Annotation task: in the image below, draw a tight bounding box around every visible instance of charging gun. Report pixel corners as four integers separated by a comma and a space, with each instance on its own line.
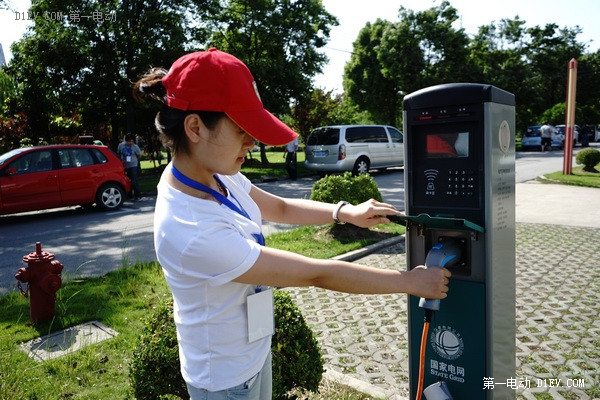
418, 238, 461, 311
416, 237, 461, 400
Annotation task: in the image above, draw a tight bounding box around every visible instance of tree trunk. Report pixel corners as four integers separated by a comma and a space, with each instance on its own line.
259, 143, 269, 164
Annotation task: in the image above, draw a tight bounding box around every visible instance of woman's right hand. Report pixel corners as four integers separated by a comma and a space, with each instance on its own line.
404, 265, 451, 299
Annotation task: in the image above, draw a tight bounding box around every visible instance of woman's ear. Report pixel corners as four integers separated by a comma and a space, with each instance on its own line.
183, 113, 206, 144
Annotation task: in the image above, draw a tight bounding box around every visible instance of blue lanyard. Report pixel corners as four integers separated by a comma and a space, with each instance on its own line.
171, 165, 265, 246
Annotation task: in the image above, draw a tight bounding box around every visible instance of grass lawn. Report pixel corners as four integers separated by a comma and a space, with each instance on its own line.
542, 163, 600, 188
138, 149, 309, 194
0, 263, 170, 399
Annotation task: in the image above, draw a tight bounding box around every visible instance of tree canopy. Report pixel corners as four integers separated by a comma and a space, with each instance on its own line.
1, 0, 337, 153
343, 1, 600, 132
200, 0, 337, 116
2, 0, 599, 153
4, 0, 191, 149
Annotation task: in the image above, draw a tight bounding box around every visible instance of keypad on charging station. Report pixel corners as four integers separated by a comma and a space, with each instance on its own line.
446, 169, 475, 196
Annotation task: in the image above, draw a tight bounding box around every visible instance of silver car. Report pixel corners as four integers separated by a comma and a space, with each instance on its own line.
304, 125, 404, 175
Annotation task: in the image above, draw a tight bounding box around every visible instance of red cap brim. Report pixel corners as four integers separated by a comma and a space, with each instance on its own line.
227, 109, 298, 146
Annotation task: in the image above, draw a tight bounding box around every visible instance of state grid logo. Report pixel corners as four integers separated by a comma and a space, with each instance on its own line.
430, 325, 464, 360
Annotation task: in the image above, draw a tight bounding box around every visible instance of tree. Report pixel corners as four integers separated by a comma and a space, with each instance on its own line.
6, 0, 338, 160
328, 94, 373, 126
0, 0, 13, 11
574, 50, 600, 124
287, 89, 372, 142
343, 1, 596, 136
7, 0, 191, 147
289, 88, 340, 140
397, 1, 474, 86
525, 23, 585, 117
378, 14, 426, 96
0, 68, 20, 114
344, 19, 401, 126
469, 17, 534, 130
344, 2, 473, 126
469, 18, 588, 131
196, 0, 338, 163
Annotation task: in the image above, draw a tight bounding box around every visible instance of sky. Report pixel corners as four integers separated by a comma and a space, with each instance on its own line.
1, 0, 599, 92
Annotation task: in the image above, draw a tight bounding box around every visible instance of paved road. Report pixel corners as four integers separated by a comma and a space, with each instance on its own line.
0, 198, 156, 296
515, 149, 573, 182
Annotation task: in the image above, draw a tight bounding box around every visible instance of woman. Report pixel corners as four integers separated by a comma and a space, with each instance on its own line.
133, 48, 450, 400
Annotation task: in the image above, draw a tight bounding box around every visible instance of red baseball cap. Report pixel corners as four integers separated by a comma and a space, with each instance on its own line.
162, 48, 298, 146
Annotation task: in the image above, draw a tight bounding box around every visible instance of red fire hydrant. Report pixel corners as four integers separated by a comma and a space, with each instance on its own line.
15, 242, 64, 324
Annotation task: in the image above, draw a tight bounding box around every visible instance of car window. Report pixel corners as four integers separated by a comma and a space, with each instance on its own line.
306, 128, 340, 146
388, 127, 403, 143
556, 125, 579, 134
6, 150, 53, 174
58, 148, 96, 168
525, 126, 541, 137
91, 148, 108, 164
0, 148, 29, 165
346, 126, 388, 143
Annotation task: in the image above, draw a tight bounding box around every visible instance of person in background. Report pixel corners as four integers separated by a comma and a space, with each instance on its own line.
119, 133, 142, 201
133, 48, 450, 400
539, 122, 554, 152
284, 137, 299, 179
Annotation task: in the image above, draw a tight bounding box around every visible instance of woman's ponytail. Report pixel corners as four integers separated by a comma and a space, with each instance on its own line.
132, 68, 168, 104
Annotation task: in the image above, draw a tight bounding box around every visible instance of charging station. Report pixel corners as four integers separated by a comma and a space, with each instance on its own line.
401, 83, 516, 399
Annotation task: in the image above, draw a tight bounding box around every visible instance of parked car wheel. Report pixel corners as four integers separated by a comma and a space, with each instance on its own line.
353, 157, 370, 175
96, 183, 125, 210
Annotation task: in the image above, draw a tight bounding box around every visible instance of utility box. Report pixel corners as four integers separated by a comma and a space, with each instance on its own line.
403, 83, 515, 399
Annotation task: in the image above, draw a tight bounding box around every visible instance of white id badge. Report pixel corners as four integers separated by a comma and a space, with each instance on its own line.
126, 155, 132, 162
247, 288, 274, 343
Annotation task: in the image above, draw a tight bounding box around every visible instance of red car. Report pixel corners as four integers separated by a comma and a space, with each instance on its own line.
0, 145, 131, 215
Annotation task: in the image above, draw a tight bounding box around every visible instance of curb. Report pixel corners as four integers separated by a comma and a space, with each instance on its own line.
332, 235, 405, 262
324, 369, 405, 399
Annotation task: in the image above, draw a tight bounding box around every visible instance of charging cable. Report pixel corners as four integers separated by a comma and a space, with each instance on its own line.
415, 238, 461, 400
416, 309, 433, 400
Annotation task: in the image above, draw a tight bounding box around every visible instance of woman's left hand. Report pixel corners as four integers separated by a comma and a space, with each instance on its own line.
340, 199, 402, 228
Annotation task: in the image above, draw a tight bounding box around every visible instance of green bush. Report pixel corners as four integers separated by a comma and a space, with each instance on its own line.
575, 148, 600, 172
310, 172, 383, 205
272, 290, 324, 399
129, 290, 324, 399
129, 297, 188, 400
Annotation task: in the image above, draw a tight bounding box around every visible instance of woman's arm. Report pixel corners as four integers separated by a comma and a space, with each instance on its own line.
242, 184, 446, 298
249, 184, 400, 227
233, 246, 450, 299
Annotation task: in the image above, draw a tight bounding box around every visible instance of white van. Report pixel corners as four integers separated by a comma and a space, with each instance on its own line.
304, 125, 404, 175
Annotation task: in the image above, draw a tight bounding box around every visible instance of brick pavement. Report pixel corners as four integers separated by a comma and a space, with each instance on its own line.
284, 223, 600, 399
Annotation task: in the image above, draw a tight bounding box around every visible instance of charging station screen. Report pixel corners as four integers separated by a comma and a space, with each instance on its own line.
410, 121, 482, 220
426, 132, 469, 158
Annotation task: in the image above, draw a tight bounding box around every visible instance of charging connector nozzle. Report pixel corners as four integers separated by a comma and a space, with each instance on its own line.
418, 237, 461, 311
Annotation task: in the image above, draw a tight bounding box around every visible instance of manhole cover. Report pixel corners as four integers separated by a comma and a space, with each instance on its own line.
20, 320, 118, 361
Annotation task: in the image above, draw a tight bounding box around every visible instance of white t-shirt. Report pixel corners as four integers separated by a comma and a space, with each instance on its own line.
154, 165, 269, 391
540, 124, 553, 138
285, 138, 298, 153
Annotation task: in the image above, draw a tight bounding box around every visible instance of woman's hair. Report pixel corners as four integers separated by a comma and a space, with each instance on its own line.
132, 67, 226, 155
